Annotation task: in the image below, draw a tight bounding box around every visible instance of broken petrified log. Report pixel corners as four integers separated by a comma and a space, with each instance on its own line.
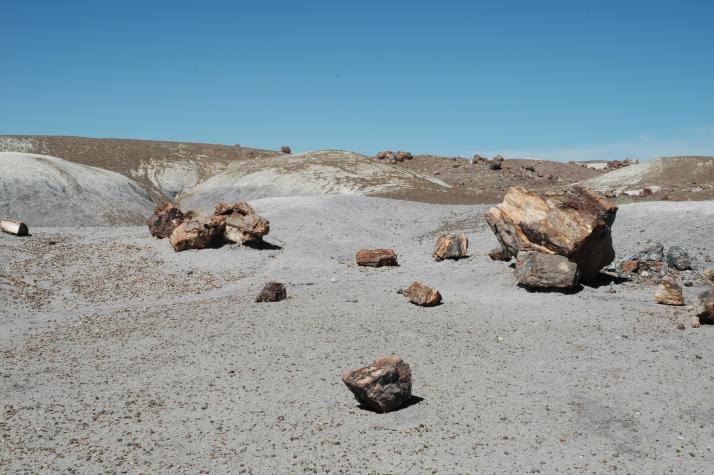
214, 201, 255, 217
356, 249, 398, 267
147, 202, 185, 239
486, 186, 617, 281
0, 220, 29, 237
433, 233, 468, 261
255, 282, 287, 302
694, 289, 714, 323
655, 276, 685, 306
403, 281, 442, 306
515, 251, 581, 289
341, 355, 412, 413
169, 216, 226, 252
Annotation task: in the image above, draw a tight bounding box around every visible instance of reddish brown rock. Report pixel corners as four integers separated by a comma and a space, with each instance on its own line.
515, 251, 581, 289
486, 186, 617, 281
238, 214, 270, 240
655, 276, 685, 306
356, 249, 398, 267
147, 202, 185, 239
488, 247, 510, 261
341, 355, 412, 413
255, 282, 287, 302
0, 220, 29, 237
214, 201, 255, 217
622, 260, 639, 273
404, 281, 442, 306
169, 216, 226, 252
433, 233, 468, 261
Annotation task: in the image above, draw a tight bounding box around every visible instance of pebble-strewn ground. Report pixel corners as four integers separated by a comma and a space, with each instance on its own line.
1, 197, 713, 473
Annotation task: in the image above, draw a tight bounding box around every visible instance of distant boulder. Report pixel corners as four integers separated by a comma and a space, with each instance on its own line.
281, 146, 292, 154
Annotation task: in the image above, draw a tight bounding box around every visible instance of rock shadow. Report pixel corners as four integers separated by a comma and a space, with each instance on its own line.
356, 395, 425, 413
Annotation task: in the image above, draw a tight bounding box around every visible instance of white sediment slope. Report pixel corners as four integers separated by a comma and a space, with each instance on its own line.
0, 152, 154, 226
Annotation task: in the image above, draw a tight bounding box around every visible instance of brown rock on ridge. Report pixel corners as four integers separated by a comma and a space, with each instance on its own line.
169, 216, 226, 252
486, 186, 617, 280
147, 202, 185, 239
433, 233, 468, 261
341, 355, 412, 413
255, 282, 287, 303
655, 276, 685, 306
404, 282, 442, 306
515, 251, 581, 289
0, 220, 29, 237
356, 249, 398, 267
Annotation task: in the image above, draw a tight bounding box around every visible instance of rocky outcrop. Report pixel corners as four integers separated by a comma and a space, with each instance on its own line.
356, 249, 398, 267
255, 282, 287, 303
169, 216, 226, 252
341, 355, 412, 413
147, 202, 185, 239
0, 220, 29, 237
486, 186, 617, 281
404, 282, 442, 306
655, 276, 685, 306
515, 251, 581, 289
433, 233, 468, 261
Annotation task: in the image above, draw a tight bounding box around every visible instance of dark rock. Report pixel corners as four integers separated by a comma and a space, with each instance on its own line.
341, 355, 412, 413
255, 282, 287, 302
147, 202, 185, 239
666, 246, 692, 271
694, 289, 714, 323
281, 145, 291, 154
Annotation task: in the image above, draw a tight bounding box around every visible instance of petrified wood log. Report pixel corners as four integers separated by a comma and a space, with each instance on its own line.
403, 281, 442, 306
341, 355, 412, 413
356, 249, 398, 267
169, 216, 226, 252
0, 220, 29, 237
486, 186, 617, 280
515, 251, 581, 289
147, 202, 185, 239
433, 233, 468, 261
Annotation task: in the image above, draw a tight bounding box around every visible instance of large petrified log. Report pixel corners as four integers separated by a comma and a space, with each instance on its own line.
486, 186, 617, 280
403, 281, 442, 306
356, 249, 398, 267
147, 202, 185, 239
515, 251, 581, 289
341, 355, 412, 413
0, 220, 29, 237
433, 233, 468, 261
169, 216, 226, 252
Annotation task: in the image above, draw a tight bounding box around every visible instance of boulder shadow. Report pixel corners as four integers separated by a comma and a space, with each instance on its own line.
356, 395, 425, 413
583, 272, 630, 288
239, 240, 283, 251
518, 283, 584, 295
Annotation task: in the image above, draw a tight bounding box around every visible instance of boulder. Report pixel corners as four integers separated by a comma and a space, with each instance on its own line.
0, 220, 29, 237
694, 289, 714, 323
655, 276, 685, 306
147, 202, 185, 239
433, 233, 468, 261
214, 201, 255, 217
281, 145, 292, 154
404, 281, 442, 306
395, 151, 413, 161
515, 251, 581, 289
666, 246, 692, 271
356, 249, 398, 267
488, 247, 510, 262
255, 282, 287, 302
486, 186, 617, 280
169, 216, 226, 252
238, 214, 270, 241
341, 355, 412, 413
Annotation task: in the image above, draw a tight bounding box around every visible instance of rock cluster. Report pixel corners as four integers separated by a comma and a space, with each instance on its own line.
341, 355, 412, 413
376, 150, 413, 163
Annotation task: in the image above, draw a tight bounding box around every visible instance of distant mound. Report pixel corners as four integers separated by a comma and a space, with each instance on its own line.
582, 156, 714, 200
179, 150, 453, 213
0, 152, 154, 226
0, 136, 280, 200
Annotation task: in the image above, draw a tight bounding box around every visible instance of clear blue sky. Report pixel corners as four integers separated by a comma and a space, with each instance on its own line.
2, 0, 713, 160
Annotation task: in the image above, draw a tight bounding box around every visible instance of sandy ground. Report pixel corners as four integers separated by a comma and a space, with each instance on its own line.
1, 197, 714, 473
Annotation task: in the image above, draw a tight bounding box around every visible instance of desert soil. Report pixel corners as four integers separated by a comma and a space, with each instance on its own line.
1, 196, 713, 473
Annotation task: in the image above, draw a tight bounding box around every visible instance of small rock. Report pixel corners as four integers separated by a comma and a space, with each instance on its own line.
691, 316, 701, 328
654, 276, 685, 306
515, 251, 581, 289
488, 247, 510, 262
433, 233, 468, 261
703, 268, 714, 282
0, 220, 29, 237
666, 246, 692, 271
677, 322, 685, 330
255, 282, 287, 303
341, 355, 412, 413
356, 249, 398, 267
403, 282, 442, 306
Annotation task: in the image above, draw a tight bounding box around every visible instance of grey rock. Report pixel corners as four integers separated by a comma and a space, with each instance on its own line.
666, 246, 692, 271
515, 251, 581, 289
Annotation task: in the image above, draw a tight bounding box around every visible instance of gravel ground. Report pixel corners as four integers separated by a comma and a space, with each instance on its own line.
1, 196, 713, 473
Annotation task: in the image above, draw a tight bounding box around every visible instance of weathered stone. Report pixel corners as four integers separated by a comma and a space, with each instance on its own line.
488, 247, 510, 261
622, 260, 639, 273
486, 186, 617, 280
403, 281, 442, 306
281, 145, 291, 154
214, 201, 255, 217
169, 216, 225, 252
666, 246, 692, 271
694, 289, 714, 323
395, 150, 413, 161
341, 355, 412, 413
655, 276, 685, 306
238, 214, 270, 241
515, 251, 581, 289
255, 282, 287, 302
433, 233, 468, 261
0, 220, 29, 237
147, 202, 185, 239
356, 249, 398, 267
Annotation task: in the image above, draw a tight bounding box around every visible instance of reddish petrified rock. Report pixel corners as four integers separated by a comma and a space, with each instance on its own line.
255, 282, 287, 302
214, 201, 255, 217
486, 186, 617, 281
433, 233, 468, 261
341, 355, 412, 413
404, 281, 442, 306
515, 251, 581, 289
169, 216, 226, 252
356, 249, 398, 267
655, 276, 685, 306
147, 202, 185, 239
